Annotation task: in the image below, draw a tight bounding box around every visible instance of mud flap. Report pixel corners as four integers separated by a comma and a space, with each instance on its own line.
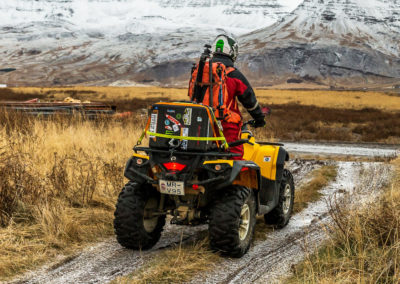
258, 178, 279, 215
276, 147, 289, 181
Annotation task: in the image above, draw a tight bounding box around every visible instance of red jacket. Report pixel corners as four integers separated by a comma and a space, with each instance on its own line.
213, 55, 263, 159
213, 54, 263, 123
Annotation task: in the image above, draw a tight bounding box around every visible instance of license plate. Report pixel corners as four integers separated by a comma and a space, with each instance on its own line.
159, 180, 185, 196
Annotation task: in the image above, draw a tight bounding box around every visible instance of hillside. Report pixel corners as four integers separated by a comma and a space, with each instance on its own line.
0, 0, 399, 87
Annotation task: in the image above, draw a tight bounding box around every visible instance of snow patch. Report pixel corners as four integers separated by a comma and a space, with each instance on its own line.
283, 142, 400, 158
190, 161, 393, 284
0, 0, 302, 36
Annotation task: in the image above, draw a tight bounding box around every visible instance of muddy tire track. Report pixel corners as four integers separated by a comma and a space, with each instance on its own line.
9, 159, 321, 284
11, 224, 207, 284
190, 162, 392, 284
8, 159, 392, 284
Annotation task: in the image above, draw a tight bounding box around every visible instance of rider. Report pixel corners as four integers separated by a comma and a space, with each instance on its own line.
211, 34, 266, 159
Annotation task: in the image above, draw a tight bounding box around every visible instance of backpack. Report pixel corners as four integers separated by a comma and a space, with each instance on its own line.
188, 46, 241, 124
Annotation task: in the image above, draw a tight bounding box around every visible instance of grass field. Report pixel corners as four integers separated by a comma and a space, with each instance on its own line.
1, 87, 400, 143
0, 87, 399, 281
2, 87, 400, 111
0, 113, 143, 280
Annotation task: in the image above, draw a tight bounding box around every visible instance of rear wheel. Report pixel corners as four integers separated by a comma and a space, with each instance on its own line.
114, 182, 165, 250
264, 169, 294, 228
209, 186, 256, 258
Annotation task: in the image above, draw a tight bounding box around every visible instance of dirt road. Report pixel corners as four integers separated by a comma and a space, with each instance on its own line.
283, 141, 399, 157
190, 162, 391, 284
10, 159, 320, 284
10, 143, 397, 284
11, 224, 208, 284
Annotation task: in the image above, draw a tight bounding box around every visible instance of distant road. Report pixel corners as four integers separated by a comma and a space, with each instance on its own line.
282, 141, 399, 158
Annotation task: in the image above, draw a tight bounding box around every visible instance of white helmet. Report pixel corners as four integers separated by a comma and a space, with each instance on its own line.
212, 34, 239, 62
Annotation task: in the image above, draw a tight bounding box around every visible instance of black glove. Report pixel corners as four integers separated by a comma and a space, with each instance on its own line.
253, 118, 266, 128
249, 104, 266, 128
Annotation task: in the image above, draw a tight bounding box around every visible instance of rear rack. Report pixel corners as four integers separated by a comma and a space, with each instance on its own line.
133, 146, 240, 158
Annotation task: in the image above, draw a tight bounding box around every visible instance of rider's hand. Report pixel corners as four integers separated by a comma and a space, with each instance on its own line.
248, 103, 267, 128
253, 118, 266, 128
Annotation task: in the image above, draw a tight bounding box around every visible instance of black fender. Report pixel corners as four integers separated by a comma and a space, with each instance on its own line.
124, 156, 155, 184
275, 147, 289, 181
214, 161, 266, 214
215, 160, 261, 190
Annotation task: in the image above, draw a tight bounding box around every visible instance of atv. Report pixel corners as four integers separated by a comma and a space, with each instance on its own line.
114, 102, 294, 257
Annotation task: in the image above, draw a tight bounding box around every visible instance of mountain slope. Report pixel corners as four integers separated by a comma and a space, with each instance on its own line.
237, 0, 400, 86
0, 0, 399, 87
0, 0, 300, 86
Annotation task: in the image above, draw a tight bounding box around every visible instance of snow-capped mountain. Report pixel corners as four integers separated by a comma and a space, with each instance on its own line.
243, 0, 400, 55
0, 0, 399, 87
238, 0, 400, 86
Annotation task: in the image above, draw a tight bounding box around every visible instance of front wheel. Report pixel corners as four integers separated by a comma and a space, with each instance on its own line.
114, 182, 166, 250
209, 186, 256, 258
264, 169, 295, 228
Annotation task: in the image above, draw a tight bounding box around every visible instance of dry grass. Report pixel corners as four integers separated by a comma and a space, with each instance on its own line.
1, 86, 398, 281
289, 158, 400, 283
255, 89, 400, 112
293, 165, 338, 214
0, 86, 187, 103
253, 216, 274, 242
0, 111, 143, 280
258, 104, 400, 143
114, 234, 219, 284
3, 87, 400, 111
2, 87, 399, 143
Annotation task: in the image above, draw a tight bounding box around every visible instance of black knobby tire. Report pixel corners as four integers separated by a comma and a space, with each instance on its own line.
209, 186, 256, 258
114, 181, 166, 250
264, 169, 295, 228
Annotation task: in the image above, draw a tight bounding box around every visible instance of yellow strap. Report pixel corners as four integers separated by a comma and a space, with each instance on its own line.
136, 128, 147, 145
147, 131, 226, 141
136, 117, 151, 145
209, 110, 229, 149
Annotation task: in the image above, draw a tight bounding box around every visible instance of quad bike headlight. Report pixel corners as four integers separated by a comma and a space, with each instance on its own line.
136, 158, 144, 165
214, 164, 222, 171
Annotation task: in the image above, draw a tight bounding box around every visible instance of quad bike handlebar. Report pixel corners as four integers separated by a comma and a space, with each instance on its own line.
228, 119, 284, 148
227, 106, 272, 148
242, 119, 257, 130
227, 138, 254, 148
241, 107, 271, 131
